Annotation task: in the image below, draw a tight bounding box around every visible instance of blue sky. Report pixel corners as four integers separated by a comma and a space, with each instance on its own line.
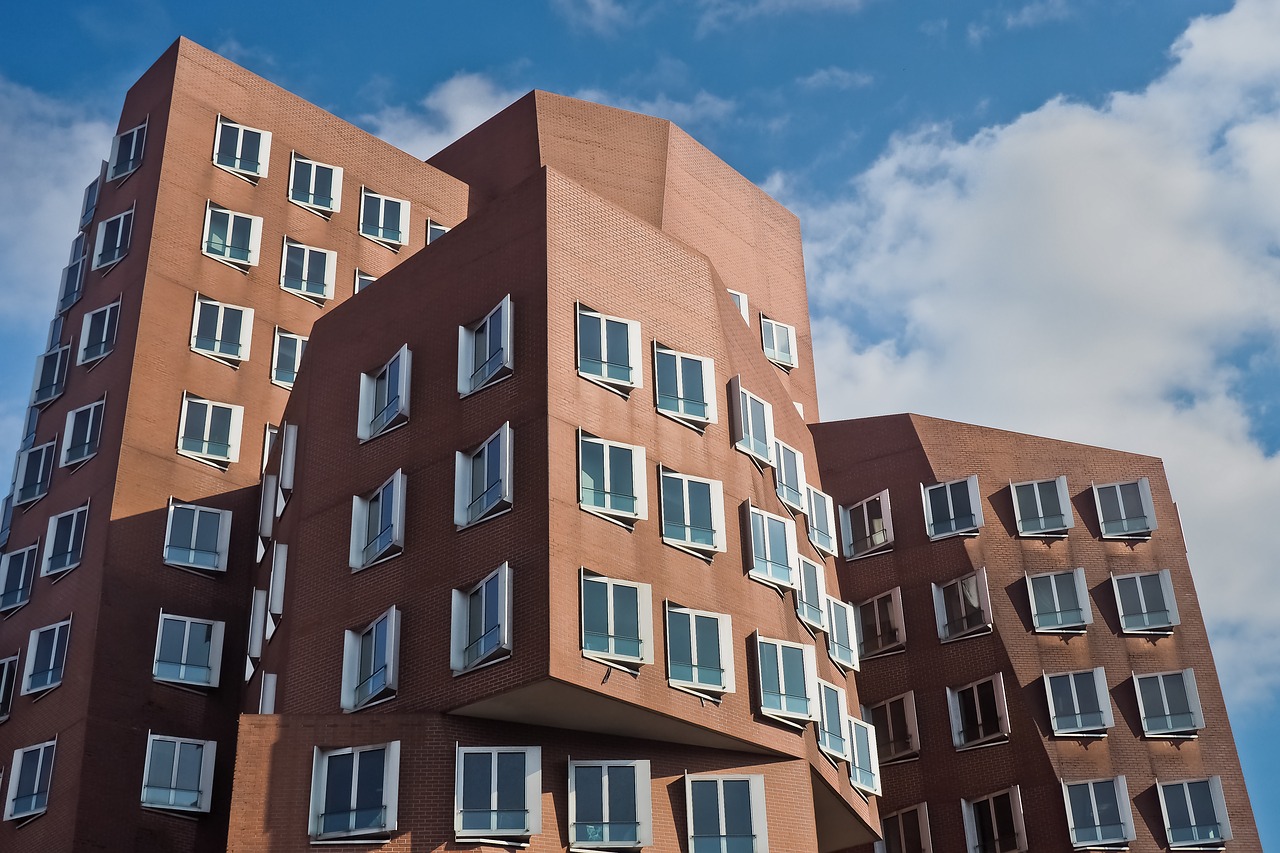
2, 0, 1276, 841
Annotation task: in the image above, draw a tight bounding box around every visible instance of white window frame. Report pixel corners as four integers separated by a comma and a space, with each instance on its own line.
271, 328, 307, 389
664, 602, 735, 698
4, 739, 56, 821
568, 759, 652, 849
201, 202, 263, 269
358, 344, 412, 442
962, 786, 1027, 853
451, 563, 513, 673
745, 504, 798, 590
246, 589, 267, 677
22, 618, 71, 695
427, 219, 451, 244
78, 299, 120, 365
931, 567, 993, 642
580, 570, 654, 670
360, 188, 411, 248
922, 475, 984, 539
31, 344, 70, 408
354, 269, 377, 294
1135, 669, 1204, 738
268, 542, 287, 620
869, 691, 920, 764
653, 343, 716, 428
349, 469, 408, 570
140, 733, 216, 813
153, 611, 225, 688
806, 486, 838, 556
288, 152, 342, 214
190, 295, 253, 365
108, 121, 146, 180
841, 489, 894, 560
684, 774, 768, 853
58, 233, 86, 313
341, 606, 401, 711
454, 745, 542, 839
0, 653, 19, 721
0, 544, 38, 613
849, 716, 881, 795
309, 742, 401, 840
163, 500, 232, 572
92, 207, 133, 270
1027, 567, 1092, 632
280, 237, 337, 302
659, 469, 726, 557
753, 634, 818, 725
578, 432, 647, 526
817, 679, 851, 762
876, 804, 932, 853
1045, 668, 1114, 736
773, 440, 807, 512
947, 672, 1010, 750
60, 397, 104, 467
1112, 569, 1180, 634
855, 588, 906, 658
1093, 477, 1158, 539
1063, 777, 1135, 849
459, 295, 514, 396
177, 392, 244, 468
729, 376, 775, 466
1157, 777, 1231, 849
454, 423, 513, 529
1011, 476, 1074, 536
795, 557, 828, 632
259, 672, 277, 714
576, 303, 643, 394
727, 289, 749, 324
42, 503, 88, 577
212, 116, 271, 180
760, 315, 798, 369
14, 440, 56, 505
825, 596, 858, 671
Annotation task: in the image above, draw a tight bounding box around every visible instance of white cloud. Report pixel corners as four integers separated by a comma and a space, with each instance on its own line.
798, 66, 874, 91
573, 88, 737, 127
360, 73, 526, 160
785, 0, 1280, 710
1005, 0, 1072, 30
698, 0, 868, 31
551, 0, 635, 34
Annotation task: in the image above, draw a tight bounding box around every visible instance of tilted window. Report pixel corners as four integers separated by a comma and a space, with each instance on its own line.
289, 153, 342, 213
4, 740, 56, 821
754, 634, 818, 724
354, 269, 377, 294
0, 544, 38, 612
795, 557, 827, 632
654, 344, 716, 427
855, 588, 905, 658
213, 117, 271, 180
569, 759, 652, 849
349, 470, 407, 570
817, 679, 851, 761
153, 611, 224, 688
358, 344, 412, 441
78, 300, 120, 364
427, 219, 451, 244
922, 476, 984, 539
760, 315, 797, 369
842, 489, 893, 559
931, 568, 993, 642
163, 501, 232, 572
93, 208, 133, 269
1135, 669, 1203, 737
58, 233, 86, 313
870, 692, 920, 763
14, 441, 56, 505
271, 328, 307, 388
773, 440, 806, 512
962, 786, 1027, 853
665, 602, 735, 697
729, 376, 774, 466
80, 170, 101, 230
360, 188, 410, 247
745, 504, 797, 590
108, 122, 146, 180
455, 745, 542, 839
1011, 476, 1073, 536
22, 618, 71, 695
454, 423, 513, 528
190, 296, 253, 365
806, 486, 838, 556
849, 716, 881, 795
280, 238, 337, 302
577, 304, 642, 393
660, 470, 726, 557
202, 203, 263, 268
581, 571, 653, 670
579, 433, 647, 525
42, 504, 88, 577
341, 606, 401, 710
1046, 668, 1113, 736
1093, 478, 1157, 538
1062, 777, 1134, 849
684, 774, 768, 853
877, 804, 932, 853
310, 742, 401, 840
727, 289, 749, 324
60, 399, 105, 467
1112, 569, 1180, 634
31, 344, 70, 408
1027, 568, 1092, 632
0, 654, 18, 721
947, 673, 1010, 749
459, 295, 513, 395
177, 393, 244, 467
450, 563, 513, 673
825, 596, 858, 671
1157, 777, 1231, 849
141, 734, 216, 813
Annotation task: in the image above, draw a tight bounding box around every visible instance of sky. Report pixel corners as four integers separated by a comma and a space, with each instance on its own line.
1, 0, 1276, 841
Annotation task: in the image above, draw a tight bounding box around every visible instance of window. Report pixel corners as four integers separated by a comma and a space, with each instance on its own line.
660, 470, 726, 556
360, 188, 411, 247
654, 344, 716, 427
19, 405, 39, 451
773, 441, 806, 512
349, 470, 407, 570
427, 219, 451, 244
922, 476, 984, 538
454, 423, 513, 528
931, 568, 992, 642
342, 606, 401, 710
727, 289, 749, 324
58, 233, 86, 313
1027, 568, 1092, 632
825, 597, 858, 671
271, 328, 306, 387
1063, 777, 1134, 848
729, 377, 774, 465
581, 571, 653, 669
1112, 569, 1180, 633
0, 545, 37, 612
281, 238, 337, 302
579, 433, 647, 524
870, 692, 920, 763
22, 619, 70, 695
153, 612, 224, 688
1046, 668, 1113, 736
665, 603, 735, 697
962, 787, 1026, 853
877, 804, 932, 853
1011, 476, 1073, 535
796, 558, 827, 631
78, 300, 120, 364
450, 563, 513, 672
817, 680, 851, 761
1135, 669, 1203, 737
4, 740, 55, 821
754, 635, 817, 724
849, 716, 880, 794
141, 734, 216, 812
459, 295, 513, 395
31, 343, 70, 407
806, 486, 837, 555
856, 588, 905, 658
92, 208, 133, 269
164, 501, 232, 572
947, 673, 1010, 749
14, 441, 56, 505
685, 774, 768, 853
42, 504, 88, 577
358, 345, 412, 441
577, 304, 642, 392
841, 489, 893, 559
760, 316, 797, 369
310, 742, 401, 840
354, 269, 377, 294
1093, 478, 1157, 538
1158, 778, 1231, 848
60, 398, 105, 466
455, 745, 542, 839
80, 171, 101, 229
213, 117, 271, 179
190, 296, 253, 364
569, 760, 652, 848
202, 203, 263, 268
289, 153, 341, 213
745, 505, 797, 589
0, 654, 18, 721
108, 121, 146, 180
177, 392, 244, 467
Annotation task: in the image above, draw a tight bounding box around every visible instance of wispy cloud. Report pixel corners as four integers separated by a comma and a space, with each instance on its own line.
551, 0, 637, 35
798, 66, 874, 91
573, 88, 737, 127
360, 73, 526, 160
698, 0, 869, 31
1005, 0, 1073, 30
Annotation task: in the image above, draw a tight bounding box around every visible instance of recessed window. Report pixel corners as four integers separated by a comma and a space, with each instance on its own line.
78, 300, 120, 365
153, 611, 224, 688
246, 589, 267, 674
1135, 669, 1203, 737
931, 568, 992, 642
577, 304, 642, 393
796, 557, 827, 632
856, 588, 905, 658
569, 759, 652, 848
1093, 478, 1157, 538
870, 692, 920, 763
459, 295, 513, 395
354, 269, 377, 294
665, 602, 734, 697
281, 238, 336, 302
0, 654, 18, 721
842, 489, 893, 559
163, 501, 232, 572
684, 774, 768, 853
108, 121, 146, 180
1046, 668, 1113, 736
22, 618, 71, 695
60, 398, 105, 467
754, 634, 817, 724
760, 315, 797, 369
806, 486, 838, 556
450, 563, 513, 673
729, 376, 774, 466
660, 469, 726, 557
1157, 777, 1231, 849
190, 296, 253, 365
202, 203, 263, 269
358, 344, 412, 442
922, 475, 984, 539
455, 745, 542, 839
454, 423, 513, 528
349, 470, 407, 570
817, 679, 851, 761
1063, 777, 1134, 848
141, 734, 216, 813
727, 289, 749, 324
878, 804, 932, 853
213, 117, 271, 180
271, 328, 306, 388
825, 596, 858, 671
4, 740, 56, 821
31, 344, 70, 408
58, 234, 86, 313
1112, 569, 1180, 634
310, 742, 400, 840
177, 392, 244, 467
581, 571, 653, 670
341, 606, 401, 711
427, 219, 451, 244
360, 188, 410, 248
579, 433, 647, 525
0, 544, 38, 612
1028, 568, 1092, 632
288, 152, 342, 214
962, 787, 1026, 853
849, 716, 881, 794
93, 207, 133, 270
42, 503, 88, 577
14, 440, 56, 505
654, 344, 716, 427
947, 673, 1010, 750
773, 440, 806, 512
1011, 476, 1073, 536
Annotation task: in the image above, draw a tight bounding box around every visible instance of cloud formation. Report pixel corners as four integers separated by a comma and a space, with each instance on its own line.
698, 0, 868, 31
551, 0, 636, 35
360, 73, 526, 160
573, 88, 737, 127
798, 66, 874, 91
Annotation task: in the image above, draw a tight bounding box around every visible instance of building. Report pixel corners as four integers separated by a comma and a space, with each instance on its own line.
0, 38, 1258, 853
